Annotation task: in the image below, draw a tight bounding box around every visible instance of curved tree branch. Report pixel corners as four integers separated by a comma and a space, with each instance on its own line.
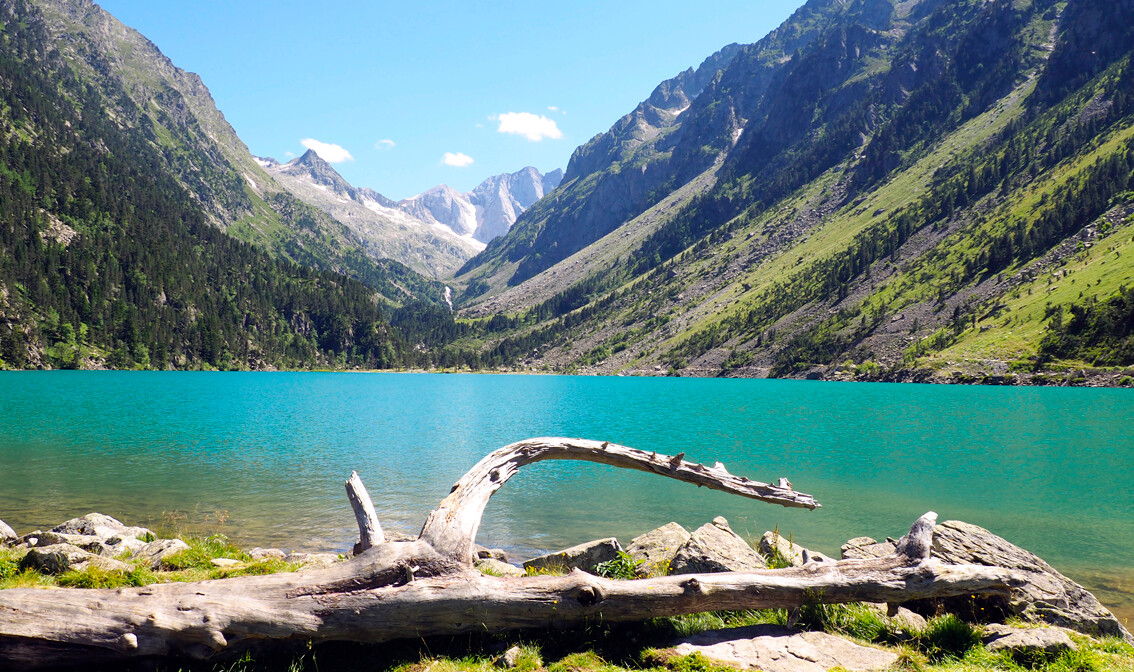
418, 437, 820, 562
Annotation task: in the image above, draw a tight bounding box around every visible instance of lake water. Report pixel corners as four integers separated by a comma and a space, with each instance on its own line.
0, 372, 1130, 623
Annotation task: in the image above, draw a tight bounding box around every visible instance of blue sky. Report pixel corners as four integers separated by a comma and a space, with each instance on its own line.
96, 1, 803, 200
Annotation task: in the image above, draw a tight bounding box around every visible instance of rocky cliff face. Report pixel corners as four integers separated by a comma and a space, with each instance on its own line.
456, 0, 879, 287
29, 0, 262, 228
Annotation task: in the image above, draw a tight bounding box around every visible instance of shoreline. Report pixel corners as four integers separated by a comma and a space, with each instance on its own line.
4, 512, 1130, 628
2, 366, 1133, 388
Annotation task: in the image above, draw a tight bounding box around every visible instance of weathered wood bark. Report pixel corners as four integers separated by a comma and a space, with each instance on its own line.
0, 438, 1021, 669
346, 470, 384, 553
420, 437, 820, 563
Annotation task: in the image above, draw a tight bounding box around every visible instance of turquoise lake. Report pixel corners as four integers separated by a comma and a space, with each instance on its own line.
0, 371, 1131, 622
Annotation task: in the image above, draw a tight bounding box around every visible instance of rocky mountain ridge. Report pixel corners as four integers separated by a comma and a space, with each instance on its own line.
400, 166, 563, 244
24, 0, 472, 282
439, 0, 1134, 382
0, 0, 426, 371
260, 152, 562, 251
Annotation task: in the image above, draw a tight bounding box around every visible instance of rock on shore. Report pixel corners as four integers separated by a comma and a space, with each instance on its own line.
841, 520, 1133, 643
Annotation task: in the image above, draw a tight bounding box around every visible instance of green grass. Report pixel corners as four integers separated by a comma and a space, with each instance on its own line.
146, 612, 1134, 672
161, 534, 252, 571
595, 551, 645, 580
5, 540, 1133, 672
0, 532, 302, 591
6, 537, 1134, 672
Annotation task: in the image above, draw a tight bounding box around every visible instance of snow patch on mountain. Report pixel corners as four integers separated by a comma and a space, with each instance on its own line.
399, 166, 564, 243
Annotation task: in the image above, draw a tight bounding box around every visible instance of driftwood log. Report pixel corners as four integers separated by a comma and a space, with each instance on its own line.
0, 438, 1022, 669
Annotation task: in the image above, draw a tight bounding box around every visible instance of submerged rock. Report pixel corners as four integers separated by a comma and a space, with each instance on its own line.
666, 623, 898, 672
625, 522, 690, 576
523, 538, 622, 574
670, 517, 765, 575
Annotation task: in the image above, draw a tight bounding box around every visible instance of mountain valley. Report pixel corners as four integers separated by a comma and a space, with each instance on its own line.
1, 0, 1132, 383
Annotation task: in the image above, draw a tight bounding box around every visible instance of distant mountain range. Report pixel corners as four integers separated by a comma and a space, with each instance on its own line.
258, 150, 561, 251
400, 166, 563, 244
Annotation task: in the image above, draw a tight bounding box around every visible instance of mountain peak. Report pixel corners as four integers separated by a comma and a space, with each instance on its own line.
293, 148, 327, 167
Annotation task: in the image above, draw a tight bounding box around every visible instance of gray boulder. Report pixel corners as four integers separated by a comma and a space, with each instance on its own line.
841, 536, 896, 560
625, 522, 690, 576
759, 530, 831, 567
668, 624, 898, 672
862, 603, 928, 631
76, 555, 132, 573
0, 518, 16, 545
249, 547, 287, 561
476, 558, 526, 578
523, 538, 622, 574
135, 539, 191, 569
19, 543, 93, 574
475, 545, 510, 562
982, 624, 1077, 659
670, 517, 766, 575
932, 520, 1131, 642
842, 521, 1132, 643
24, 530, 148, 558
49, 513, 154, 544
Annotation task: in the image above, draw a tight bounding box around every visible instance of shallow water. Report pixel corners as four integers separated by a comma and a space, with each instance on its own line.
0, 371, 1130, 623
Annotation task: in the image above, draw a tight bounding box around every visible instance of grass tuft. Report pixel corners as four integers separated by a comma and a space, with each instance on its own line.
161, 534, 252, 570
57, 564, 157, 589
914, 614, 982, 662
794, 601, 902, 643
595, 551, 644, 580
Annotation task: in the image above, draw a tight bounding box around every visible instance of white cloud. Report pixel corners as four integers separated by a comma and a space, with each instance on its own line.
547, 106, 558, 111
495, 112, 563, 142
374, 139, 396, 150
300, 138, 353, 163
443, 152, 475, 167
